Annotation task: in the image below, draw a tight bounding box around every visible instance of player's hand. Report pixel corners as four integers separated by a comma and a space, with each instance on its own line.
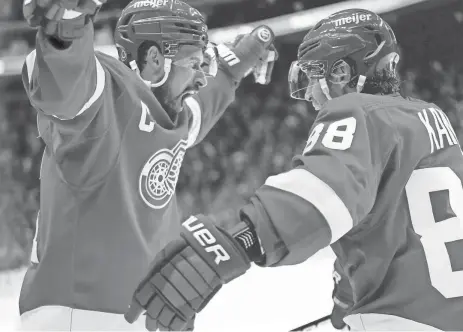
23, 0, 106, 41
251, 42, 278, 85
217, 25, 278, 85
124, 215, 251, 331
331, 299, 350, 330
331, 261, 353, 330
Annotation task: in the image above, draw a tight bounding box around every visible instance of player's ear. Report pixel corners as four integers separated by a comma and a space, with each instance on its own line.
144, 45, 165, 81
330, 60, 354, 95
340, 75, 355, 94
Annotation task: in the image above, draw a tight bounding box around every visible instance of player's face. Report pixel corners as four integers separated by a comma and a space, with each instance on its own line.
307, 79, 347, 110
297, 59, 352, 110
156, 45, 207, 118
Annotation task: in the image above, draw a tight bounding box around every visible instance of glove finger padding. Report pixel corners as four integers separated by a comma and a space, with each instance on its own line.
125, 238, 187, 324
140, 247, 220, 331
331, 302, 348, 330
160, 262, 204, 312
197, 284, 222, 312
253, 45, 279, 85
23, 0, 105, 41
144, 294, 194, 331
202, 44, 219, 77
125, 215, 251, 331
217, 25, 276, 84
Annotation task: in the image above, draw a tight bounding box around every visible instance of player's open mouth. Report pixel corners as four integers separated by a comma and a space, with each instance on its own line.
181, 90, 198, 102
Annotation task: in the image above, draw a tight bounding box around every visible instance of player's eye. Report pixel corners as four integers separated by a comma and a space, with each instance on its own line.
191, 61, 201, 71
300, 60, 327, 79
305, 65, 324, 77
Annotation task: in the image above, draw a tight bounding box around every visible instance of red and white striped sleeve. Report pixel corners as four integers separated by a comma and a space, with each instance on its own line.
22, 24, 105, 120
240, 97, 398, 266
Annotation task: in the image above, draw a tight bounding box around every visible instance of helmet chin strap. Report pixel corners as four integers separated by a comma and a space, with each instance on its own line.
356, 75, 366, 93
129, 59, 172, 88
318, 73, 367, 101
319, 78, 332, 101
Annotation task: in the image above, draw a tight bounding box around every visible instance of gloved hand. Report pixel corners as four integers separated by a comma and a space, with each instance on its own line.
216, 25, 279, 85
124, 215, 251, 331
331, 260, 353, 330
23, 0, 106, 41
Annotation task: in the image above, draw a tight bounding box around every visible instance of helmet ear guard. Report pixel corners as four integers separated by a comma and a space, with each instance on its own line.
129, 58, 173, 88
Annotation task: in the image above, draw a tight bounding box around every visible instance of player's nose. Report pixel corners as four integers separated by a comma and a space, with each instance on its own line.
194, 70, 207, 89
304, 84, 313, 101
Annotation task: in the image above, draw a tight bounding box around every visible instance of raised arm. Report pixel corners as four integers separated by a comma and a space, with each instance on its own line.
22, 0, 105, 120
185, 25, 278, 147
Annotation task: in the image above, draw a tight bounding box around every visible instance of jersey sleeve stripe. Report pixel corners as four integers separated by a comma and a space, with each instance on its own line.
74, 56, 105, 117
184, 96, 202, 148
344, 313, 442, 330
25, 49, 37, 84
25, 51, 105, 120
264, 168, 353, 243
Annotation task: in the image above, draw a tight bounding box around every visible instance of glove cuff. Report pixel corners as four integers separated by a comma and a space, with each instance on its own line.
228, 218, 265, 264
181, 215, 251, 284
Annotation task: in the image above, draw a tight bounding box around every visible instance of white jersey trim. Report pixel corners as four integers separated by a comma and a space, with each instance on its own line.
344, 313, 443, 331
20, 305, 146, 330
184, 96, 202, 148
75, 56, 105, 118
25, 51, 105, 120
25, 50, 36, 84
265, 168, 353, 243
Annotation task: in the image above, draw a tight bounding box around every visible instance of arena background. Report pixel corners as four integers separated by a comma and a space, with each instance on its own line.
0, 0, 462, 330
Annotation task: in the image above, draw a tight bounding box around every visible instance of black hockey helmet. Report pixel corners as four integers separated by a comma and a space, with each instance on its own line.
114, 0, 217, 83
289, 8, 399, 100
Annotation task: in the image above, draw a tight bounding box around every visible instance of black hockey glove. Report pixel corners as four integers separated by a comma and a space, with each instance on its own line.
331, 261, 353, 330
23, 0, 105, 41
124, 215, 255, 331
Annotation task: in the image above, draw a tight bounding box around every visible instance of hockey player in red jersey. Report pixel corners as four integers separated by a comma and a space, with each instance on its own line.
125, 8, 463, 331
19, 0, 277, 330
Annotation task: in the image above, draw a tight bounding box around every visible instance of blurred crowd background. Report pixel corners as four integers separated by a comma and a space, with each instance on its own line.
0, 0, 462, 271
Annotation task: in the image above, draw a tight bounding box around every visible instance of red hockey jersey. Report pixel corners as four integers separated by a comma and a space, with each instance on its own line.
242, 92, 463, 330
19, 24, 237, 315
